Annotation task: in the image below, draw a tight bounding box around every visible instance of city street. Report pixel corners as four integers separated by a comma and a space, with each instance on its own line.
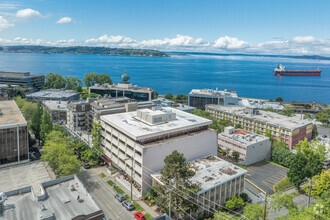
77, 169, 135, 220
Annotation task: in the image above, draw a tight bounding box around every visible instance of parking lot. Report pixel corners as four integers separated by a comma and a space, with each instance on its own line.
246, 160, 288, 195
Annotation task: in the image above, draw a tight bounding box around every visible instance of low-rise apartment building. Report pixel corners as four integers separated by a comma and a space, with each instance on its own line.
0, 100, 28, 165
206, 105, 312, 149
42, 100, 68, 124
151, 156, 247, 217
100, 107, 217, 195
188, 89, 238, 110
218, 127, 271, 165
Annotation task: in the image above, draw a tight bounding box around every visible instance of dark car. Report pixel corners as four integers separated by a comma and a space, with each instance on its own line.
134, 212, 146, 220
115, 193, 125, 202
322, 135, 327, 138
122, 200, 134, 211
83, 162, 91, 169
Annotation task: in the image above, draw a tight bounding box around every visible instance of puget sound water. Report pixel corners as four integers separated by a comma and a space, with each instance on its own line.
0, 52, 329, 103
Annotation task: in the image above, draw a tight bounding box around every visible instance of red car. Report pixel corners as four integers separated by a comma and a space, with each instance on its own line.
134, 212, 146, 220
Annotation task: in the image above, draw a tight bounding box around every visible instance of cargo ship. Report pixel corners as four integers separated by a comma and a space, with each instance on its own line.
274, 64, 321, 76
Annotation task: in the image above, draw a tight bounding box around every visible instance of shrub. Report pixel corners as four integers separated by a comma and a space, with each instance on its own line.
114, 186, 125, 194
109, 167, 117, 172
240, 192, 249, 202
144, 213, 153, 220
99, 173, 106, 178
124, 194, 131, 201
133, 201, 144, 212
150, 199, 155, 205
274, 177, 294, 192
143, 193, 150, 200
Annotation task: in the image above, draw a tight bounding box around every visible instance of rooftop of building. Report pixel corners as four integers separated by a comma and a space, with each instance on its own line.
219, 127, 269, 146
26, 89, 80, 98
90, 97, 131, 109
238, 98, 284, 110
90, 82, 154, 92
1, 176, 102, 220
101, 107, 212, 140
0, 100, 26, 127
189, 88, 238, 97
42, 100, 68, 111
0, 71, 44, 78
152, 156, 247, 194
207, 105, 311, 129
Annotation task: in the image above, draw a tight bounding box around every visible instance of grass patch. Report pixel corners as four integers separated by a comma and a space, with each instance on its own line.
266, 160, 288, 169
236, 164, 247, 169
144, 213, 153, 220
107, 180, 115, 186
124, 194, 131, 201
133, 201, 144, 212
114, 186, 125, 194
99, 173, 106, 178
274, 177, 294, 192
109, 167, 117, 172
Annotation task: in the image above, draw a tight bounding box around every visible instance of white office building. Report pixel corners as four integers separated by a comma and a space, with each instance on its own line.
100, 107, 217, 195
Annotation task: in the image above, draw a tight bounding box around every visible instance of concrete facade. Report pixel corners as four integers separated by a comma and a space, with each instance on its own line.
218, 127, 271, 166
188, 89, 238, 110
206, 105, 312, 149
0, 100, 28, 165
42, 100, 68, 124
0, 71, 45, 90
100, 107, 217, 195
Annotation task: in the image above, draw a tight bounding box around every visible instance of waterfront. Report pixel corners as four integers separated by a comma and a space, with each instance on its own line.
0, 52, 329, 103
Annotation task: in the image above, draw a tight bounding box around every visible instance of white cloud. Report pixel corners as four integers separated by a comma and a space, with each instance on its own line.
0, 3, 20, 10
56, 17, 73, 24
16, 8, 41, 19
0, 16, 14, 31
2, 34, 330, 55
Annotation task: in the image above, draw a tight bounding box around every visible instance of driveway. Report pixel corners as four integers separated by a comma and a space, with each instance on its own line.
77, 169, 135, 220
246, 161, 288, 195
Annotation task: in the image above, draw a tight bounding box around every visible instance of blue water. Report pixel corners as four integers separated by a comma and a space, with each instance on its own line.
0, 52, 329, 103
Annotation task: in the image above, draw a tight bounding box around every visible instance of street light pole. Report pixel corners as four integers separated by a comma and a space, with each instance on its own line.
263, 194, 267, 220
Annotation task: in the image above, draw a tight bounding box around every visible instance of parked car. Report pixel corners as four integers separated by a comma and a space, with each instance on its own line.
322, 135, 327, 138
134, 212, 146, 220
83, 162, 91, 169
122, 200, 134, 211
115, 193, 125, 202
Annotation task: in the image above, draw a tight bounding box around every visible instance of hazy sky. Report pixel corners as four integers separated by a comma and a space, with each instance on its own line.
1, 0, 330, 55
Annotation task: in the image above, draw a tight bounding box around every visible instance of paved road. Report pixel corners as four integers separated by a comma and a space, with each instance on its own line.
78, 169, 135, 220
246, 161, 288, 195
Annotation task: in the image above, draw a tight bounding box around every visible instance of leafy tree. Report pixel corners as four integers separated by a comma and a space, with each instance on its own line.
65, 76, 82, 92
82, 92, 99, 100
41, 130, 82, 177
264, 107, 274, 112
287, 152, 309, 189
30, 102, 43, 143
271, 192, 298, 212
21, 100, 37, 121
271, 145, 295, 168
156, 150, 200, 218
45, 73, 66, 89
235, 124, 242, 129
175, 94, 188, 101
303, 170, 330, 198
153, 91, 159, 99
275, 96, 284, 102
164, 93, 173, 100
225, 195, 244, 210
14, 96, 25, 109
240, 192, 249, 202
295, 138, 327, 162
315, 109, 330, 126
213, 210, 233, 219
243, 203, 264, 220
40, 109, 53, 144
304, 113, 314, 120
312, 124, 319, 139
232, 151, 240, 163
90, 122, 104, 156
83, 72, 112, 87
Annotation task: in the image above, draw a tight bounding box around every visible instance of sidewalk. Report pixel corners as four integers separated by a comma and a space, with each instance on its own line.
92, 166, 160, 218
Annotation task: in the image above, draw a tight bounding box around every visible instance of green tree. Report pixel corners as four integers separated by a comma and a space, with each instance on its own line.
213, 210, 232, 219
278, 107, 295, 117
235, 124, 242, 129
165, 93, 173, 100
40, 109, 53, 144
14, 96, 25, 109
41, 130, 82, 177
287, 152, 309, 189
82, 92, 99, 100
157, 150, 199, 218
271, 145, 295, 168
225, 195, 244, 210
45, 73, 66, 89
90, 122, 104, 156
275, 96, 284, 102
21, 100, 37, 121
315, 109, 330, 126
303, 170, 330, 198
83, 72, 112, 87
312, 124, 319, 139
271, 192, 298, 212
65, 76, 82, 92
175, 94, 188, 101
30, 102, 43, 143
243, 203, 264, 220
232, 151, 240, 163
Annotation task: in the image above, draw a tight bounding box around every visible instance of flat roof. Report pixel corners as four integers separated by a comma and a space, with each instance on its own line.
219, 129, 269, 146
2, 177, 101, 220
152, 156, 247, 194
0, 100, 27, 128
101, 107, 212, 141
189, 89, 238, 97
207, 105, 311, 130
91, 83, 154, 93
43, 100, 68, 111
0, 71, 44, 78
26, 89, 79, 99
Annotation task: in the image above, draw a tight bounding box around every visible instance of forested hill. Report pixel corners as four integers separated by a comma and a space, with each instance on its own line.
0, 45, 168, 57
